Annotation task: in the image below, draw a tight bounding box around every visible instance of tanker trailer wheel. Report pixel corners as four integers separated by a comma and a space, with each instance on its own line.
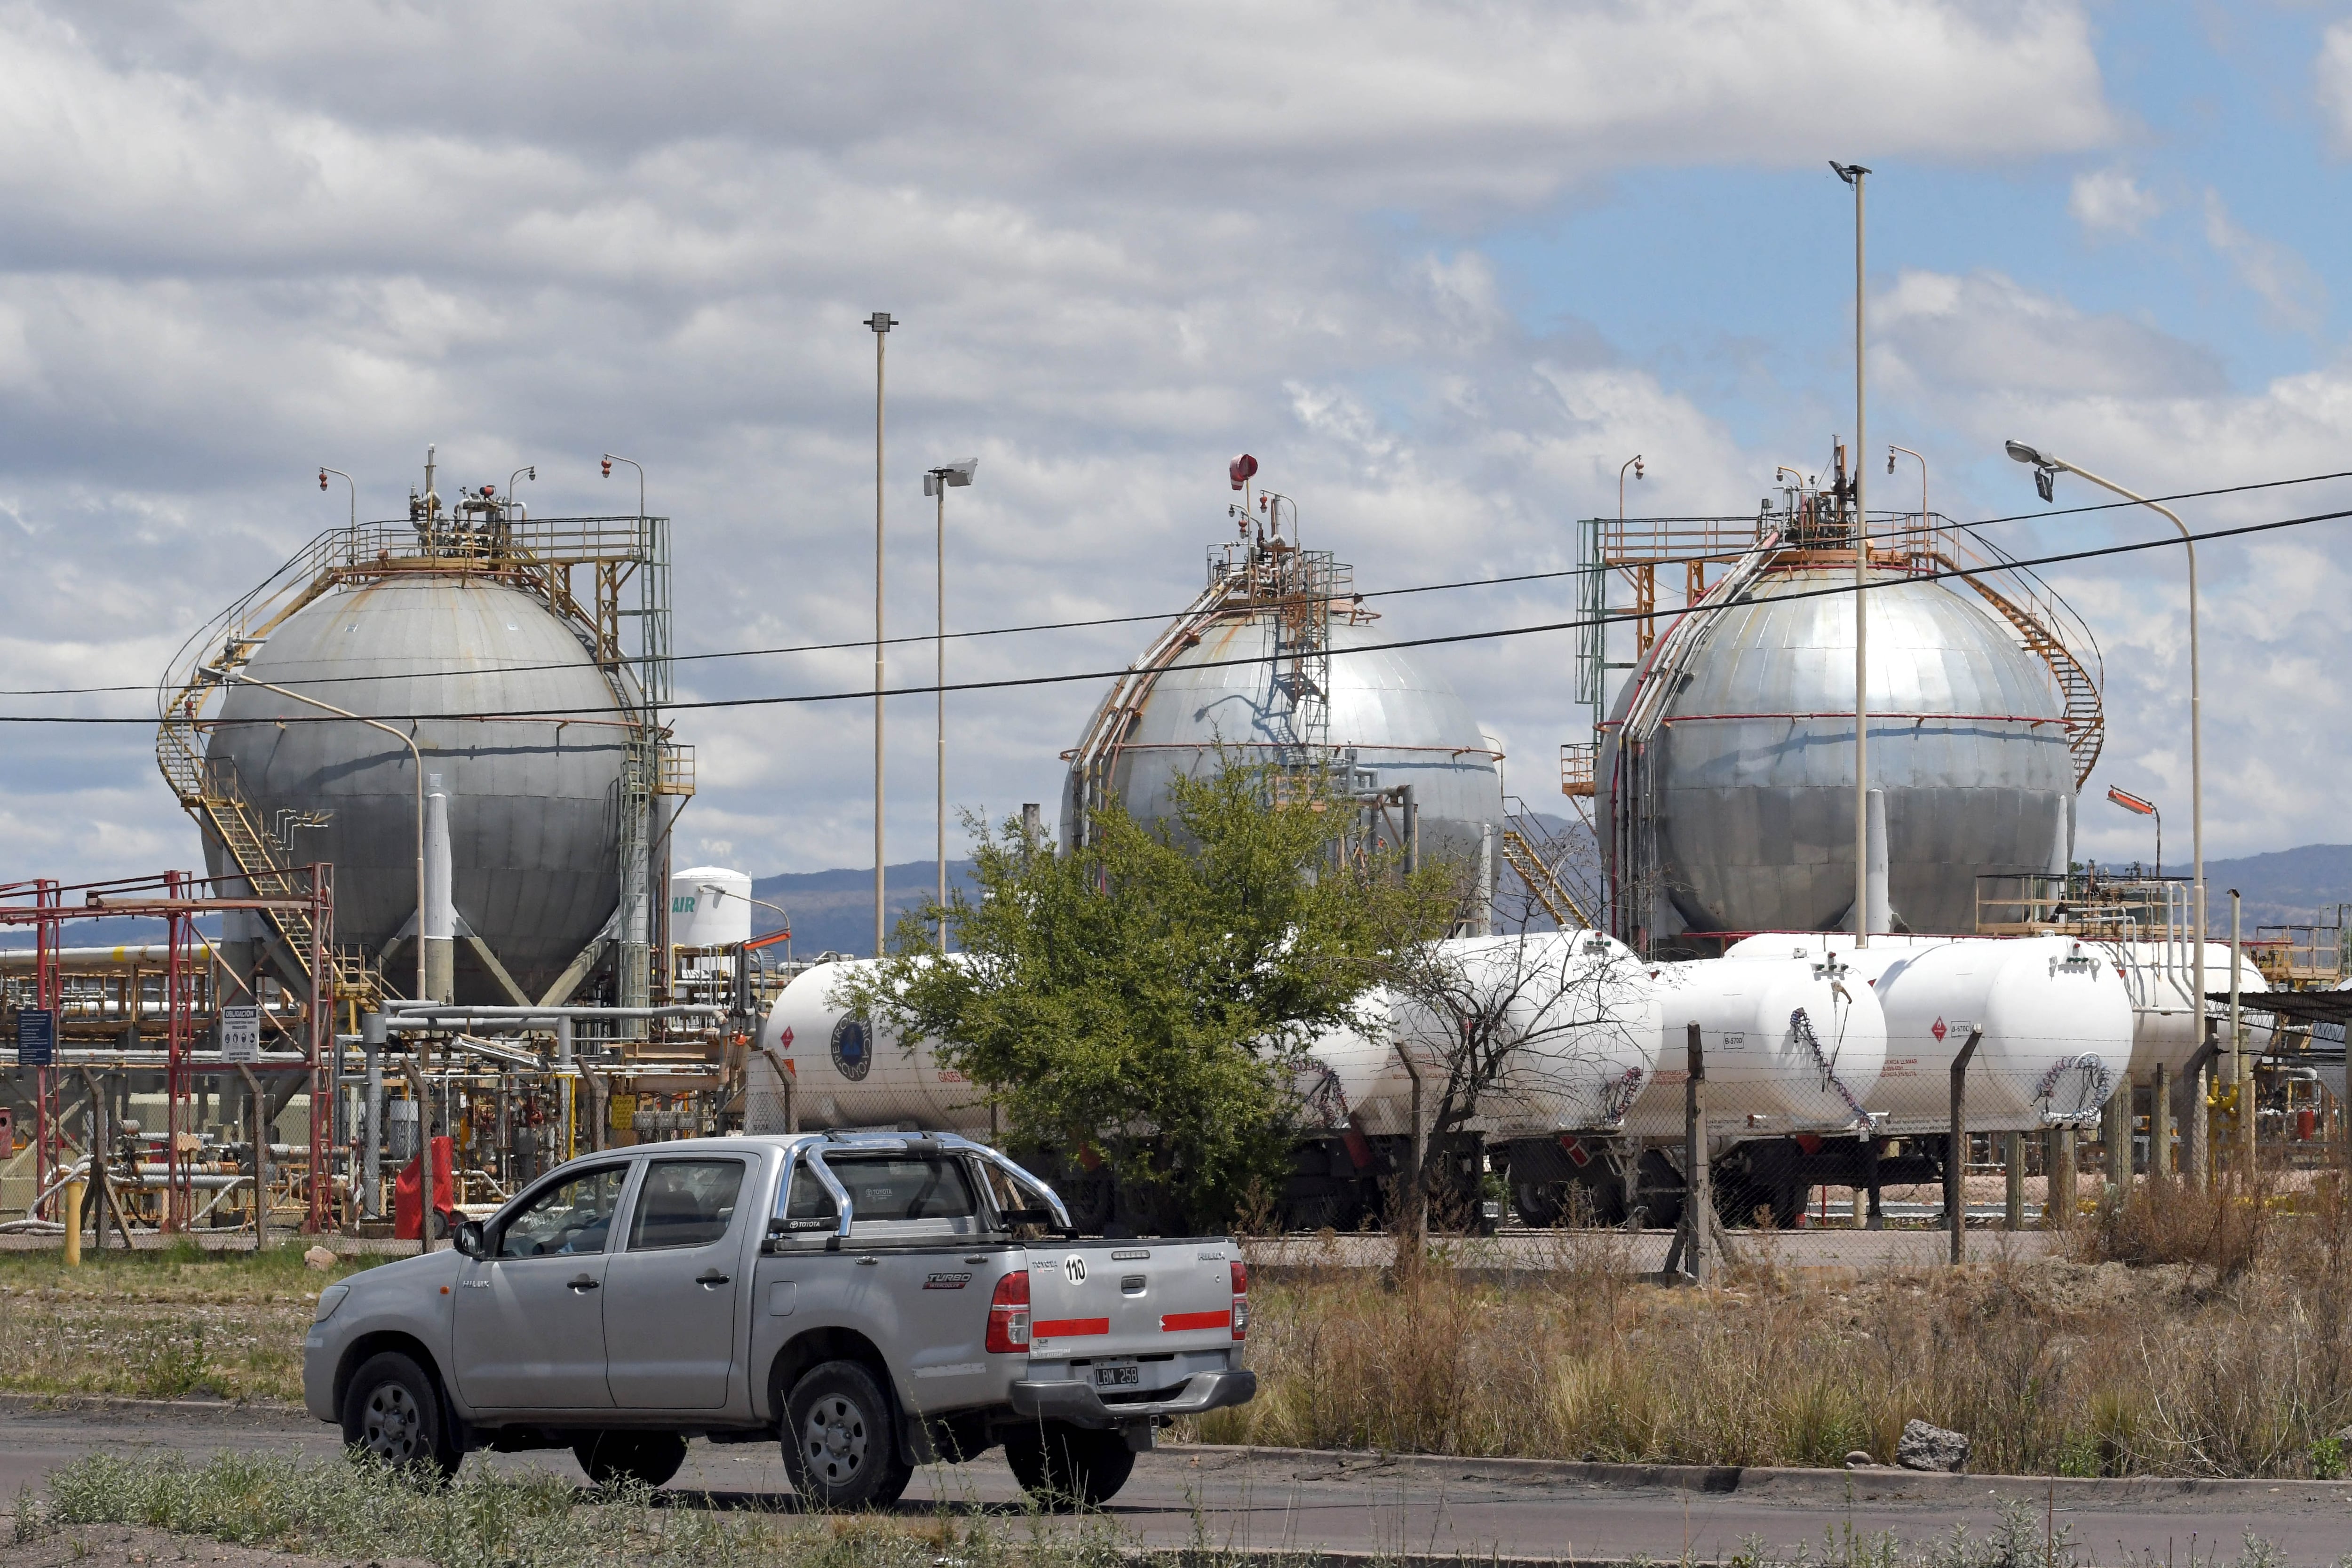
573, 1430, 688, 1489
1509, 1180, 1567, 1227
1003, 1420, 1135, 1509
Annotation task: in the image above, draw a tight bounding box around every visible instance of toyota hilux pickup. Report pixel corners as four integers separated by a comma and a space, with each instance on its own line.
302, 1131, 1255, 1507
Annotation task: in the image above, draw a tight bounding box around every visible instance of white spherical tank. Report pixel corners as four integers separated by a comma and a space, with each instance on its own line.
1065, 615, 1504, 868
1363, 932, 1662, 1137
1863, 937, 2132, 1131
1621, 955, 1887, 1139
204, 575, 629, 999
671, 866, 753, 948
1599, 567, 2075, 939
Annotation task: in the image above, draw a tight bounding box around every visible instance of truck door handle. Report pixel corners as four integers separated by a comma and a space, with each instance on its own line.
566, 1274, 600, 1292
695, 1270, 730, 1288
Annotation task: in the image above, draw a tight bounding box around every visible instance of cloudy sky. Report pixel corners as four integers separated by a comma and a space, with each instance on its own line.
5, 0, 2351, 893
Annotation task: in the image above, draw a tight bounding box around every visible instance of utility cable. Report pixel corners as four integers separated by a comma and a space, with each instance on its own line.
1, 501, 2343, 725
7, 464, 2350, 700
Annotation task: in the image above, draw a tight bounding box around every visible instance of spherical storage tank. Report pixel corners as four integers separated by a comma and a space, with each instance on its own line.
1064, 616, 1504, 866
1601, 567, 2074, 938
206, 577, 629, 999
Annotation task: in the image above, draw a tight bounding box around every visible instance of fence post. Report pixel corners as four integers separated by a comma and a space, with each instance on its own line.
1948, 1027, 1981, 1265
2002, 1130, 2024, 1229
1668, 1021, 1709, 1285
2104, 1075, 2132, 1201
238, 1064, 270, 1251
2046, 1125, 2077, 1229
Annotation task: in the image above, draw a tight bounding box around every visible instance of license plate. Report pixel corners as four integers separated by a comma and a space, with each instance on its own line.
1091, 1359, 1139, 1389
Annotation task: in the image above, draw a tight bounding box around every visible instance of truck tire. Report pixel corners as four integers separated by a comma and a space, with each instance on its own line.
572, 1430, 688, 1489
340, 1351, 460, 1479
782, 1361, 912, 1510
1002, 1420, 1135, 1509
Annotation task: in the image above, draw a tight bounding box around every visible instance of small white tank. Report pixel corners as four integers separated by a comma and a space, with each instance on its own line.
1361, 932, 1663, 1138
671, 866, 754, 948
1619, 954, 1888, 1140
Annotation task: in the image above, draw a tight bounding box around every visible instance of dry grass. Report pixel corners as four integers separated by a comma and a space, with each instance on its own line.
0, 1241, 384, 1403
1201, 1195, 2352, 1479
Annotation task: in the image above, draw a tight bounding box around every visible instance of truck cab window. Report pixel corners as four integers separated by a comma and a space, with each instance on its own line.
781, 1152, 981, 1229
496, 1165, 630, 1258
627, 1159, 745, 1251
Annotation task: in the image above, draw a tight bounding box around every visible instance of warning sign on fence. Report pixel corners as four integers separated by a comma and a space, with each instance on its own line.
220, 1004, 261, 1063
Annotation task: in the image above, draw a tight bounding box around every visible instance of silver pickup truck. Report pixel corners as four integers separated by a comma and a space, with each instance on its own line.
302, 1131, 1255, 1507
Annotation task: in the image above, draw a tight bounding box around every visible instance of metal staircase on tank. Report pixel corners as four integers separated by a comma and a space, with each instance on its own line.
155, 688, 332, 978
1935, 560, 2105, 788
1499, 828, 1598, 930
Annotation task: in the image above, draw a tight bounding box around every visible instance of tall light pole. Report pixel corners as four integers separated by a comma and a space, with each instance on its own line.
924, 458, 979, 950
2008, 439, 2203, 1162
599, 453, 651, 1008
866, 313, 897, 957
1617, 454, 1643, 518
1833, 160, 1872, 949
319, 468, 356, 530
206, 667, 427, 1003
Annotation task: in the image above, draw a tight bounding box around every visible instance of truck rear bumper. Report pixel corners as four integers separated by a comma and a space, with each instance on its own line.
1009, 1368, 1256, 1428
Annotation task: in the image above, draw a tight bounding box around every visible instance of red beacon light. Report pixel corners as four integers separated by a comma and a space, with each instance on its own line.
318, 470, 328, 491
1228, 452, 1257, 492
601, 457, 612, 478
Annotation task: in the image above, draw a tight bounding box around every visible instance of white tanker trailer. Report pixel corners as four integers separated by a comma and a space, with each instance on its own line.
747, 935, 1661, 1232
1502, 950, 1888, 1228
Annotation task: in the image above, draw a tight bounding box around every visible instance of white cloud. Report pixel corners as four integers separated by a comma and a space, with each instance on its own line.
2318, 21, 2352, 152
1875, 269, 2224, 399
2068, 167, 2162, 238
2202, 190, 2328, 334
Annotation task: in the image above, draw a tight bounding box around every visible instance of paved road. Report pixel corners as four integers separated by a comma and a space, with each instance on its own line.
0, 1402, 2345, 1564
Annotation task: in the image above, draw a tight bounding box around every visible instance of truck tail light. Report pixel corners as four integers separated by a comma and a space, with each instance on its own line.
1230, 1259, 1248, 1341
985, 1270, 1032, 1353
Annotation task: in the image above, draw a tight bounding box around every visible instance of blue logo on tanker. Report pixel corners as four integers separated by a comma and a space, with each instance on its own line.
830, 1016, 871, 1081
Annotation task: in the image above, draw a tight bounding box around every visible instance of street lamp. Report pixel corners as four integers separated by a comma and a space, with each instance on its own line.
319, 468, 356, 530
1833, 159, 1872, 951
1887, 446, 1927, 533
2106, 785, 2161, 878
1617, 454, 1643, 519
600, 454, 644, 521
2008, 438, 2206, 1162
866, 312, 897, 958
923, 457, 979, 951
203, 667, 427, 1003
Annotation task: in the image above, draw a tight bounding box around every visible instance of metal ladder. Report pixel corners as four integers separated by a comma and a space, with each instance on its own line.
1937, 559, 2105, 788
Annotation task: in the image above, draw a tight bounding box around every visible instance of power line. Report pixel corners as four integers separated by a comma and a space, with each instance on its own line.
2, 501, 2343, 726
8, 463, 2350, 701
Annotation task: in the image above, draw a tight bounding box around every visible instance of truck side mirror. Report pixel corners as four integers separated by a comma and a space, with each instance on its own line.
454, 1219, 488, 1259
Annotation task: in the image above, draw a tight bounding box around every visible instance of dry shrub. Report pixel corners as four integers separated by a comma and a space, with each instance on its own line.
2073, 1175, 2268, 1279
1202, 1233, 2352, 1478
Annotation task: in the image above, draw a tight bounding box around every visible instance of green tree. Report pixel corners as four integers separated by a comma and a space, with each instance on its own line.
836, 757, 1457, 1230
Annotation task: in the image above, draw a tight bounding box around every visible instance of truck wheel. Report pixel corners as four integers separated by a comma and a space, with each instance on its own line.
782, 1361, 912, 1510
1002, 1421, 1135, 1509
573, 1430, 688, 1489
340, 1351, 460, 1479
